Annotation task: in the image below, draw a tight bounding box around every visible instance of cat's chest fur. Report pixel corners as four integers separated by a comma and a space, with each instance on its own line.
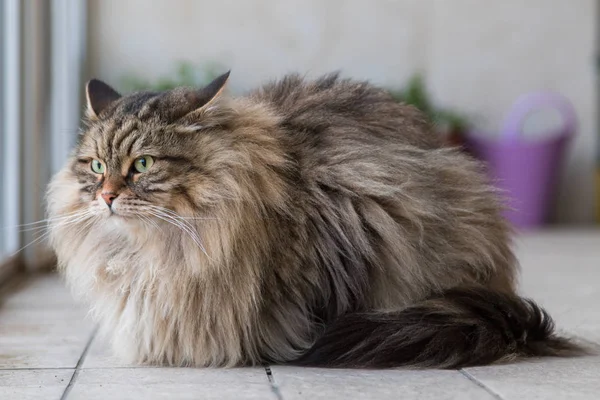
71, 235, 261, 367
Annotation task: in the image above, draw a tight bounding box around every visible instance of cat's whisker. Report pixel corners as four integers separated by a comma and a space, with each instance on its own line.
136, 213, 162, 231
146, 205, 195, 219
10, 230, 55, 258
21, 210, 97, 236
147, 212, 205, 253
180, 217, 219, 220
147, 218, 162, 231
38, 210, 99, 243
150, 209, 204, 242
147, 210, 204, 249
144, 209, 210, 259
145, 204, 219, 221
145, 205, 203, 228
1, 210, 93, 231
137, 215, 151, 230
25, 208, 87, 223
70, 215, 100, 240
22, 213, 92, 232
19, 225, 54, 234
135, 209, 173, 234
50, 210, 97, 228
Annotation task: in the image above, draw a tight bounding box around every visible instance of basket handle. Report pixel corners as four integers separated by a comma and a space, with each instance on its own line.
501, 92, 577, 142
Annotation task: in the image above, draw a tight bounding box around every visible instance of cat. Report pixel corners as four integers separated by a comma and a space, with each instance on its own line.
47, 71, 584, 368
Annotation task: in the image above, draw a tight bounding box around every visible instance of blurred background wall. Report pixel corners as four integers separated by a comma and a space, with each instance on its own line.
87, 0, 598, 224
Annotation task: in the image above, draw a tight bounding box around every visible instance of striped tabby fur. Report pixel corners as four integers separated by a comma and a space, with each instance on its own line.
47, 72, 583, 368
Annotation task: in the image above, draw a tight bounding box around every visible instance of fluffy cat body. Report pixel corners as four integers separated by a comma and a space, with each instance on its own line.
48, 72, 579, 368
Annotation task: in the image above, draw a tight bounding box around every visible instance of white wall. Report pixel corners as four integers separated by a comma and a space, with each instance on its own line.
88, 0, 597, 224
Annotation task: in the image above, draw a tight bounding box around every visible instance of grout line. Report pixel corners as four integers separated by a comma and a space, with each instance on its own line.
0, 366, 150, 371
459, 370, 504, 400
264, 365, 284, 400
0, 367, 77, 371
60, 326, 99, 400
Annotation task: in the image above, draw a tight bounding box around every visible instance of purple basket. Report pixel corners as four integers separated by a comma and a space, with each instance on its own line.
465, 92, 577, 230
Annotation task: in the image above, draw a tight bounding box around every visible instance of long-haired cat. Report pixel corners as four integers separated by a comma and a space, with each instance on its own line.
48, 71, 583, 368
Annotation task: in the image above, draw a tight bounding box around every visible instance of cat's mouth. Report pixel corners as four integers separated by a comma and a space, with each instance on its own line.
99, 198, 129, 218
106, 208, 134, 220
96, 203, 129, 220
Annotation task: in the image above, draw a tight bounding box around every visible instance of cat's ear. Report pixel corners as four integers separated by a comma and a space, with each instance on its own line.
85, 79, 121, 119
168, 70, 231, 121
186, 70, 231, 112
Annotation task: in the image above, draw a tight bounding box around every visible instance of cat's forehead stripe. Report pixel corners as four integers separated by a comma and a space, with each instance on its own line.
111, 119, 139, 155
90, 118, 140, 161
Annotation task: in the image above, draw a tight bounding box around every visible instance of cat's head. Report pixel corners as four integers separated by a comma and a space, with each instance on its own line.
64, 72, 233, 221
47, 71, 288, 256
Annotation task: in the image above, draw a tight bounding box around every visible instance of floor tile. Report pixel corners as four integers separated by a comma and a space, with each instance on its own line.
465, 356, 600, 400
515, 230, 600, 344
67, 367, 276, 400
82, 334, 142, 369
269, 367, 496, 400
0, 369, 73, 400
1, 273, 77, 308
1, 230, 599, 399
0, 276, 94, 369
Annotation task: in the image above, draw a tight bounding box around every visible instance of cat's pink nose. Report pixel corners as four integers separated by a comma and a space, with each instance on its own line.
101, 192, 118, 207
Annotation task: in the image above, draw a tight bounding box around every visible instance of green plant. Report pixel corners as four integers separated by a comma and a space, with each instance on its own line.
119, 61, 225, 92
389, 73, 469, 132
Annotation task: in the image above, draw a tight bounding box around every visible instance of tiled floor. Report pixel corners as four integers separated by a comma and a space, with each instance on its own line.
1, 230, 599, 399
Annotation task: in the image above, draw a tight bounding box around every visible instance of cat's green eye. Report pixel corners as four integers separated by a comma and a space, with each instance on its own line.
133, 155, 154, 173
91, 159, 105, 174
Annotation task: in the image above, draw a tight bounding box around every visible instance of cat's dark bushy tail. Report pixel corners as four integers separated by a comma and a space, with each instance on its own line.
293, 287, 587, 369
